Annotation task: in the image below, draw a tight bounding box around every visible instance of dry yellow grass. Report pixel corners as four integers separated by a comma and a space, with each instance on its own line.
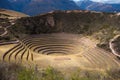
0, 9, 29, 19
0, 44, 16, 60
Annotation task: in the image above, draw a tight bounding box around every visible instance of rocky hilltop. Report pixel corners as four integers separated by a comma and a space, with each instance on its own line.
10, 10, 120, 35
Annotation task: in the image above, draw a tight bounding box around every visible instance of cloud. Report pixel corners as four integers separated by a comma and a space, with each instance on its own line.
73, 0, 120, 3
92, 0, 120, 3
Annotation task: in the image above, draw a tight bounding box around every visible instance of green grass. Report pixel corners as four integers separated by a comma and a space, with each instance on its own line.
18, 68, 38, 80
40, 67, 64, 80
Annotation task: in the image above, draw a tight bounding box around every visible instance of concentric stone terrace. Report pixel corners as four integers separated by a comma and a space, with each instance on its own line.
21, 34, 82, 55
2, 33, 82, 61
2, 33, 120, 70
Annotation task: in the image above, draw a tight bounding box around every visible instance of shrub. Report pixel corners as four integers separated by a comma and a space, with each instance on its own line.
40, 67, 64, 80
17, 68, 38, 80
0, 62, 19, 80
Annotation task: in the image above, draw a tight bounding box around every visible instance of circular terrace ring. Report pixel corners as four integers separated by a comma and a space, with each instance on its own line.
31, 43, 78, 55
22, 35, 80, 56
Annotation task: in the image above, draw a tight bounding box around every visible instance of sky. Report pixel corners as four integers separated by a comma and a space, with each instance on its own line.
73, 0, 120, 3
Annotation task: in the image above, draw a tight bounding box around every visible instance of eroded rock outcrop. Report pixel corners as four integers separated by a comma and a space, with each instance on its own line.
109, 35, 120, 57
46, 16, 55, 27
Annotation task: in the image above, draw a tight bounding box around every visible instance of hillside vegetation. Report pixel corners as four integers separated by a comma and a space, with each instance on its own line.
10, 10, 120, 35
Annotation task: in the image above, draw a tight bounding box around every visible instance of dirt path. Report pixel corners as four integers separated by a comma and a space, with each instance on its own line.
0, 28, 8, 36
109, 35, 120, 57
0, 20, 15, 37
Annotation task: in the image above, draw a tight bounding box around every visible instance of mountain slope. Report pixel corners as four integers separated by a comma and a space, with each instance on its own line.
8, 0, 31, 12
9, 0, 80, 16
76, 0, 120, 12
22, 0, 80, 15
0, 0, 13, 10
1, 0, 120, 16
